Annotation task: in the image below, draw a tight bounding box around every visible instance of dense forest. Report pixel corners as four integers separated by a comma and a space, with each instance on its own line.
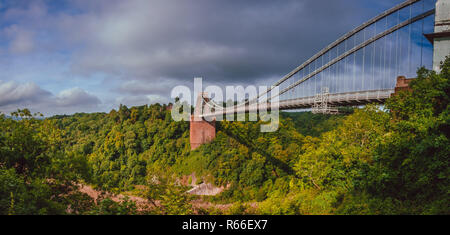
0, 58, 449, 215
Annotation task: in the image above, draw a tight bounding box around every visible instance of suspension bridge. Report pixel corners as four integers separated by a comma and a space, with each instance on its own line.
189, 0, 450, 150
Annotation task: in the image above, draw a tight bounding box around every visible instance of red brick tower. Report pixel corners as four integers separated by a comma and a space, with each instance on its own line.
190, 93, 216, 150
394, 76, 414, 94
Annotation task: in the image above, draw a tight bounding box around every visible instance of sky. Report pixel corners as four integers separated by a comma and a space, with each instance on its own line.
0, 0, 418, 116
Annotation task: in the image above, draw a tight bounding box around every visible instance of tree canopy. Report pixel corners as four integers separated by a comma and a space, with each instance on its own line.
0, 57, 449, 215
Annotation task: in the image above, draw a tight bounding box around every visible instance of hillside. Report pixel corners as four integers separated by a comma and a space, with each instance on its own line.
0, 58, 449, 215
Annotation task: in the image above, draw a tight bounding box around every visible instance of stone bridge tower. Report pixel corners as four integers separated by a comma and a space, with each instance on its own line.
427, 0, 450, 72
190, 92, 216, 150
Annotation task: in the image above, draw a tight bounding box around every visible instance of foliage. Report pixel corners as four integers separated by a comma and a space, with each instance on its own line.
260, 57, 450, 215
0, 110, 89, 214
1, 57, 449, 214
86, 197, 138, 215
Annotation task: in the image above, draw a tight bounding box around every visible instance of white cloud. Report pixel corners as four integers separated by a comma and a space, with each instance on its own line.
56, 87, 101, 107
0, 80, 51, 106
0, 81, 101, 116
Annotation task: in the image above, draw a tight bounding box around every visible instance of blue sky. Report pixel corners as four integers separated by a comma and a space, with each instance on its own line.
0, 0, 435, 115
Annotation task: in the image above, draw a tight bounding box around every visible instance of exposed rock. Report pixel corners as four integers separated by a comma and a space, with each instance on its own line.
186, 182, 224, 196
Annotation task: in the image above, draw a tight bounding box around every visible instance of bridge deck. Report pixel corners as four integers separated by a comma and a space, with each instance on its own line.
200, 89, 394, 118
279, 89, 394, 110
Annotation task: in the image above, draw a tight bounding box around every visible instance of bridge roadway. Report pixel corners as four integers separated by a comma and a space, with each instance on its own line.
199, 89, 394, 118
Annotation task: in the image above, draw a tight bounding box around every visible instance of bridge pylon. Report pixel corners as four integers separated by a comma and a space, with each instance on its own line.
190, 92, 216, 150
427, 0, 450, 72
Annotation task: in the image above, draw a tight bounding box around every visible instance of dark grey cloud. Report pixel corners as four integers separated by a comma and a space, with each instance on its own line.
0, 0, 415, 113
116, 78, 186, 96
63, 0, 368, 85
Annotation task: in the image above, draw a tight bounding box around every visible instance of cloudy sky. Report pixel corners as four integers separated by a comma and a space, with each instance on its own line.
0, 0, 409, 116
